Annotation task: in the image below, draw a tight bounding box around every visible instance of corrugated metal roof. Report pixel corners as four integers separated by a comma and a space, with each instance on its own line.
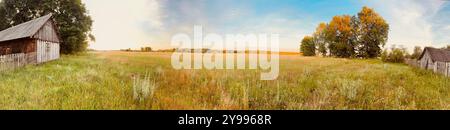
0, 14, 53, 42
419, 47, 450, 62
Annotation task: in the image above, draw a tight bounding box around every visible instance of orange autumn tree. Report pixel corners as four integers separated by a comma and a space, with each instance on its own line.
307, 6, 389, 58
356, 6, 389, 58
326, 15, 356, 58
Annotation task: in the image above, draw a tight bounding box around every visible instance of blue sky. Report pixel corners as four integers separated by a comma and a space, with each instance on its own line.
84, 0, 450, 52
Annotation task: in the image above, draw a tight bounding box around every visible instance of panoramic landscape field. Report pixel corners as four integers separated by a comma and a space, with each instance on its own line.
0, 51, 447, 110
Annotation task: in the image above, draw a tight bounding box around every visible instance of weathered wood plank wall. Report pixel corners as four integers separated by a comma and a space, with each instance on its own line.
32, 20, 60, 43
37, 40, 59, 63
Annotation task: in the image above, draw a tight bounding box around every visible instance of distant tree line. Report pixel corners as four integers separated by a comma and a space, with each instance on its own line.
121, 47, 177, 53
380, 45, 450, 63
300, 6, 389, 58
0, 0, 93, 54
141, 47, 152, 52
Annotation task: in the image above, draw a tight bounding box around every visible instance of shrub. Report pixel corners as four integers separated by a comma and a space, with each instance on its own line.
132, 72, 158, 103
381, 47, 407, 63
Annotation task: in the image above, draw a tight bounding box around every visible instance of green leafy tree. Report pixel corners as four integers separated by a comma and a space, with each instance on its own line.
313, 22, 328, 56
350, 15, 361, 55
300, 36, 316, 56
0, 3, 8, 30
0, 0, 94, 54
411, 46, 422, 59
355, 6, 389, 58
326, 15, 356, 58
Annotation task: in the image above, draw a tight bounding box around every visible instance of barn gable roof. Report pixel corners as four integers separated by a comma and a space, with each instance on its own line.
419, 47, 450, 62
0, 14, 53, 42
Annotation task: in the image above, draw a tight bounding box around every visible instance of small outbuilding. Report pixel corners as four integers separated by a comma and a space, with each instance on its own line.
0, 14, 60, 69
418, 47, 450, 76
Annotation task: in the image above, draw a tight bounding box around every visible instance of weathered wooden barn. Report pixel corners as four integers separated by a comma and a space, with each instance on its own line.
418, 47, 450, 76
0, 14, 60, 70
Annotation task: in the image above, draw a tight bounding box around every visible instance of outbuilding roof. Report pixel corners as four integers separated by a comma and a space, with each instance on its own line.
419, 47, 450, 62
0, 14, 53, 42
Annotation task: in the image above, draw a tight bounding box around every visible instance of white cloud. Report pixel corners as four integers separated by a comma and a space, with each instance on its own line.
146, 0, 163, 29
363, 0, 447, 51
83, 0, 163, 50
446, 25, 450, 30
233, 16, 313, 52
80, 0, 450, 51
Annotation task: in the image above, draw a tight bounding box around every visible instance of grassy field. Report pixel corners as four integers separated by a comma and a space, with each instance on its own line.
0, 51, 448, 110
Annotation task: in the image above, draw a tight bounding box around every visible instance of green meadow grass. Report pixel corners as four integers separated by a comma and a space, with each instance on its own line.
0, 51, 448, 110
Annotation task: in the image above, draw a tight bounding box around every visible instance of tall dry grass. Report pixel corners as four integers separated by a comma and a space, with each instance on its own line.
0, 51, 447, 110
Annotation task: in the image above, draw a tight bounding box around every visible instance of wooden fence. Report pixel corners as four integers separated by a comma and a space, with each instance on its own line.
405, 59, 420, 67
405, 58, 450, 77
0, 53, 36, 72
